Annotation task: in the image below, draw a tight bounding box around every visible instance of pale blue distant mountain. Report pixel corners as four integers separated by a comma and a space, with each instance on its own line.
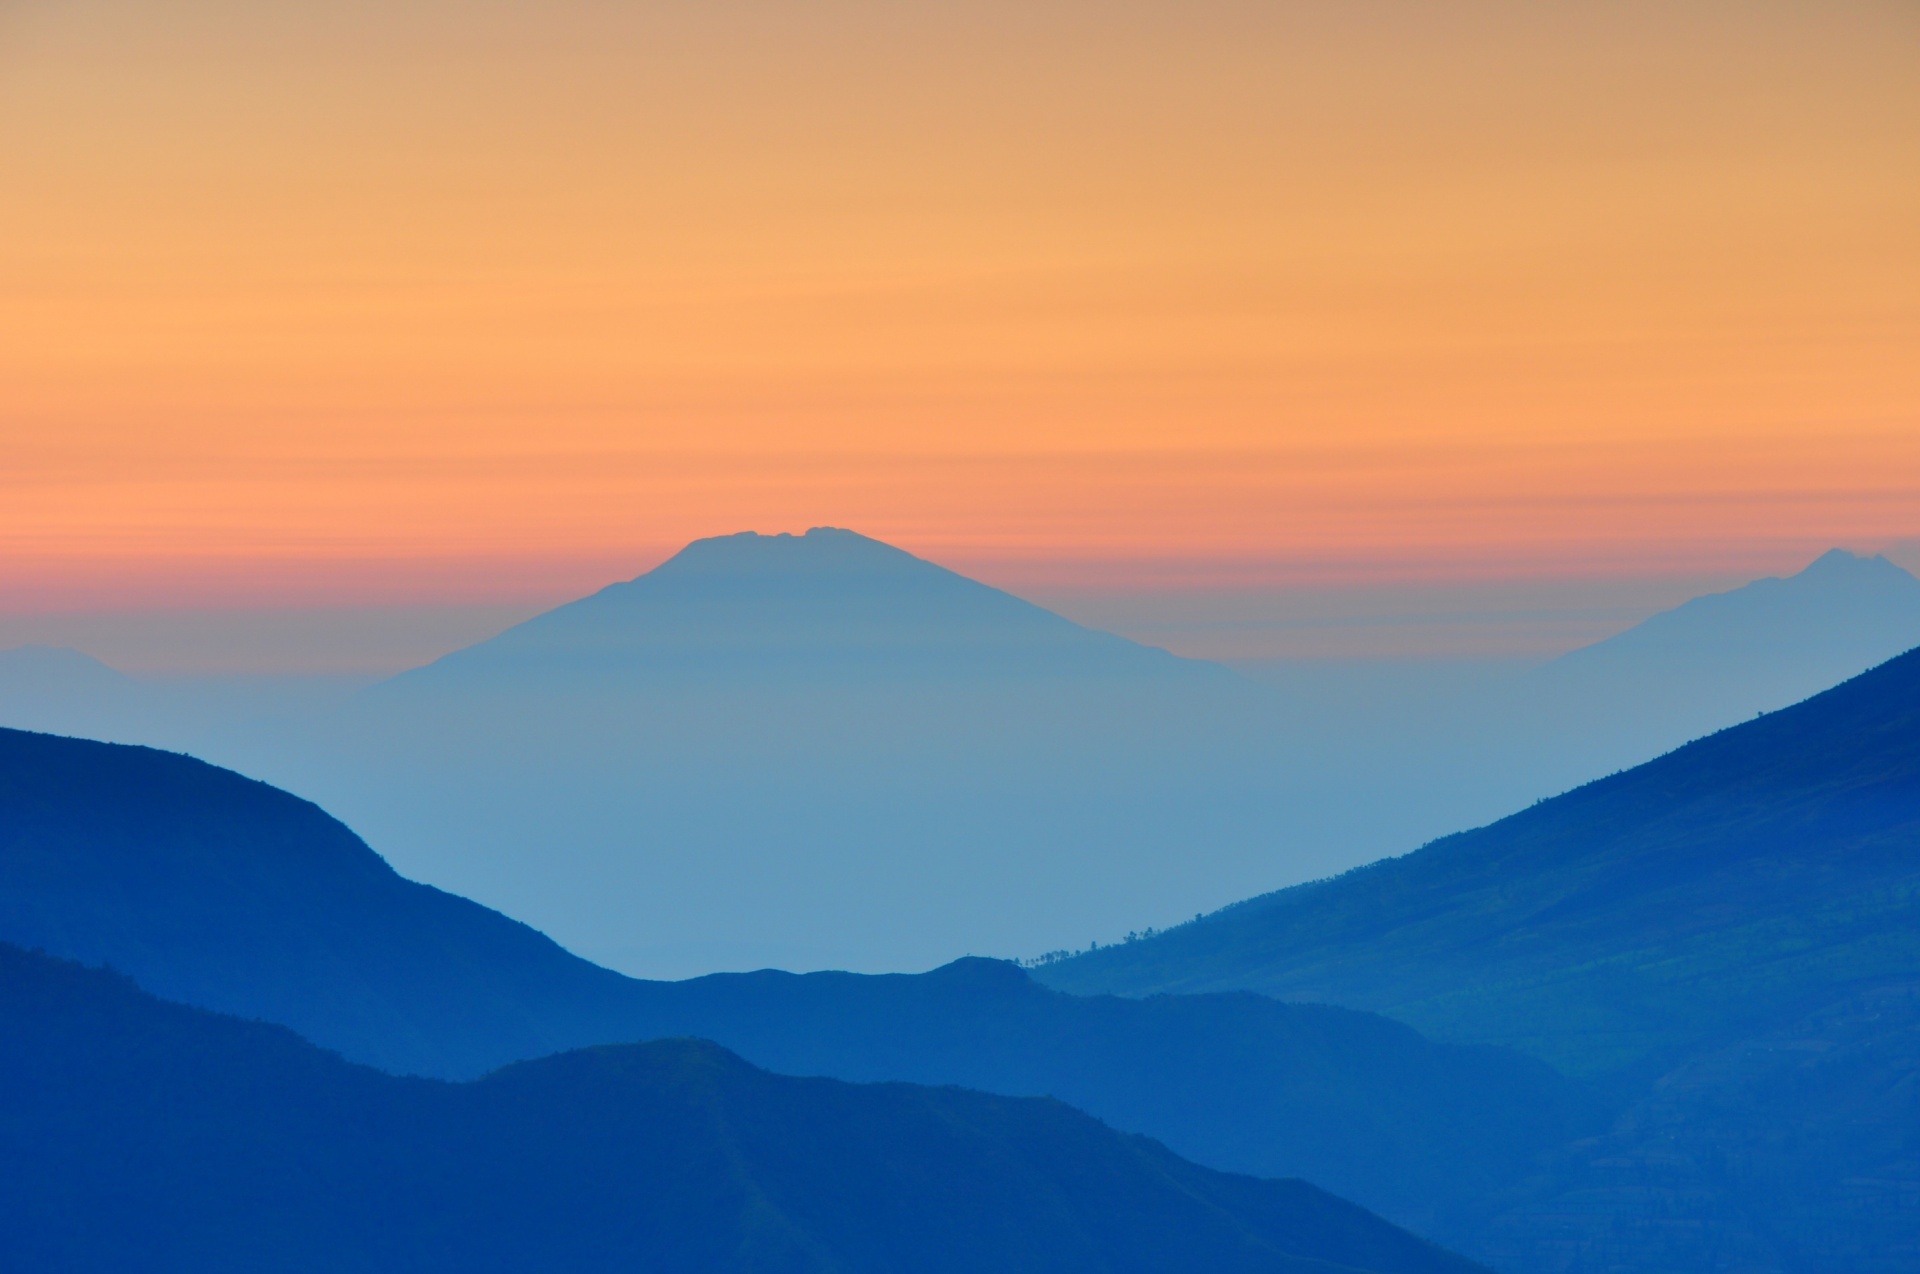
1478, 548, 1920, 801
6, 540, 1917, 975
1, 538, 1309, 974
0, 644, 357, 757
1540, 548, 1920, 711
399, 527, 1213, 685
0, 645, 136, 738
295, 528, 1295, 976
1229, 551, 1920, 850
1560, 549, 1920, 669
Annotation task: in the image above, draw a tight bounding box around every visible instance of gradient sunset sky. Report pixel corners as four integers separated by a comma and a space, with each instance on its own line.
3, 1, 1916, 669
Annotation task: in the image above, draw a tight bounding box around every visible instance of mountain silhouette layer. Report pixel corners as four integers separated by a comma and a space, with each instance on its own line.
7, 540, 1917, 978
1041, 643, 1920, 1074
1230, 550, 1920, 864
11, 560, 1920, 1270
399, 526, 1210, 683
1040, 646, 1920, 1271
0, 944, 1483, 1274
0, 724, 1586, 1235
1509, 548, 1920, 780
0, 645, 137, 739
268, 526, 1298, 976
1554, 549, 1920, 681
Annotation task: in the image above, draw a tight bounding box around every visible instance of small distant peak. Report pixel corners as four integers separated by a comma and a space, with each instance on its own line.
648, 527, 927, 579
923, 956, 1031, 985
1792, 548, 1910, 582
1804, 548, 1867, 570
0, 644, 123, 674
3, 643, 88, 657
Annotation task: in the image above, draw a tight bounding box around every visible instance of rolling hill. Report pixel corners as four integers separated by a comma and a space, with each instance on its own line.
1038, 643, 1920, 1271
0, 726, 644, 1077
0, 724, 1587, 1234
1038, 644, 1920, 1077
0, 943, 1483, 1274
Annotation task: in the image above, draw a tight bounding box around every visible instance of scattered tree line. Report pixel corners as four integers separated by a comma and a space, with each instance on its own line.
1019, 914, 1207, 967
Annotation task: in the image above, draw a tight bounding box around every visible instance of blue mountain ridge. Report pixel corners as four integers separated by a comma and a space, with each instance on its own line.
0, 724, 1587, 1238
1040, 641, 1920, 1071
6, 537, 1917, 979
8, 550, 1920, 1269
1040, 643, 1920, 1272
0, 943, 1484, 1274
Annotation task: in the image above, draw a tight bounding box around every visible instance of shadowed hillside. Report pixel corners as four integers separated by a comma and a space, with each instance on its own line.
1040, 645, 1920, 1271
0, 725, 1587, 1235
0, 727, 643, 1076
0, 944, 1483, 1274
1039, 644, 1920, 1077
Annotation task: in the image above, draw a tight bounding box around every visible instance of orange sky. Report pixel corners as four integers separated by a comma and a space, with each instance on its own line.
2, 0, 1916, 613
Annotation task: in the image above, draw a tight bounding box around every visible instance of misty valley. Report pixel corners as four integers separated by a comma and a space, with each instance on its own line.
1, 530, 1918, 1272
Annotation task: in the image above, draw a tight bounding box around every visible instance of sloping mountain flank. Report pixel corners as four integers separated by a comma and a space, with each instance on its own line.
0, 944, 1485, 1274
1039, 644, 1920, 1079
1503, 548, 1920, 781
0, 727, 642, 1078
11, 539, 1913, 981
0, 725, 1586, 1236
1041, 644, 1920, 1272
1551, 548, 1920, 687
264, 527, 1293, 976
0, 644, 144, 741
392, 526, 1217, 684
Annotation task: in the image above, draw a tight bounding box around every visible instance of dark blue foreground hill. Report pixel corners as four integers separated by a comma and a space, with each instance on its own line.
0, 944, 1482, 1274
0, 726, 1587, 1234
1038, 647, 1920, 1272
1042, 644, 1920, 1078
0, 726, 643, 1075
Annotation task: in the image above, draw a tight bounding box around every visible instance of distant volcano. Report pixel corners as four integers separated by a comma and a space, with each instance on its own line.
311, 528, 1287, 977
1519, 548, 1920, 765
9, 537, 1916, 982
1554, 548, 1920, 673
392, 527, 1216, 685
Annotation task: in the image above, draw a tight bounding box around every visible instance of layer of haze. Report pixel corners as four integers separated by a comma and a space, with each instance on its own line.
3, 0, 1917, 630
5, 536, 1918, 975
